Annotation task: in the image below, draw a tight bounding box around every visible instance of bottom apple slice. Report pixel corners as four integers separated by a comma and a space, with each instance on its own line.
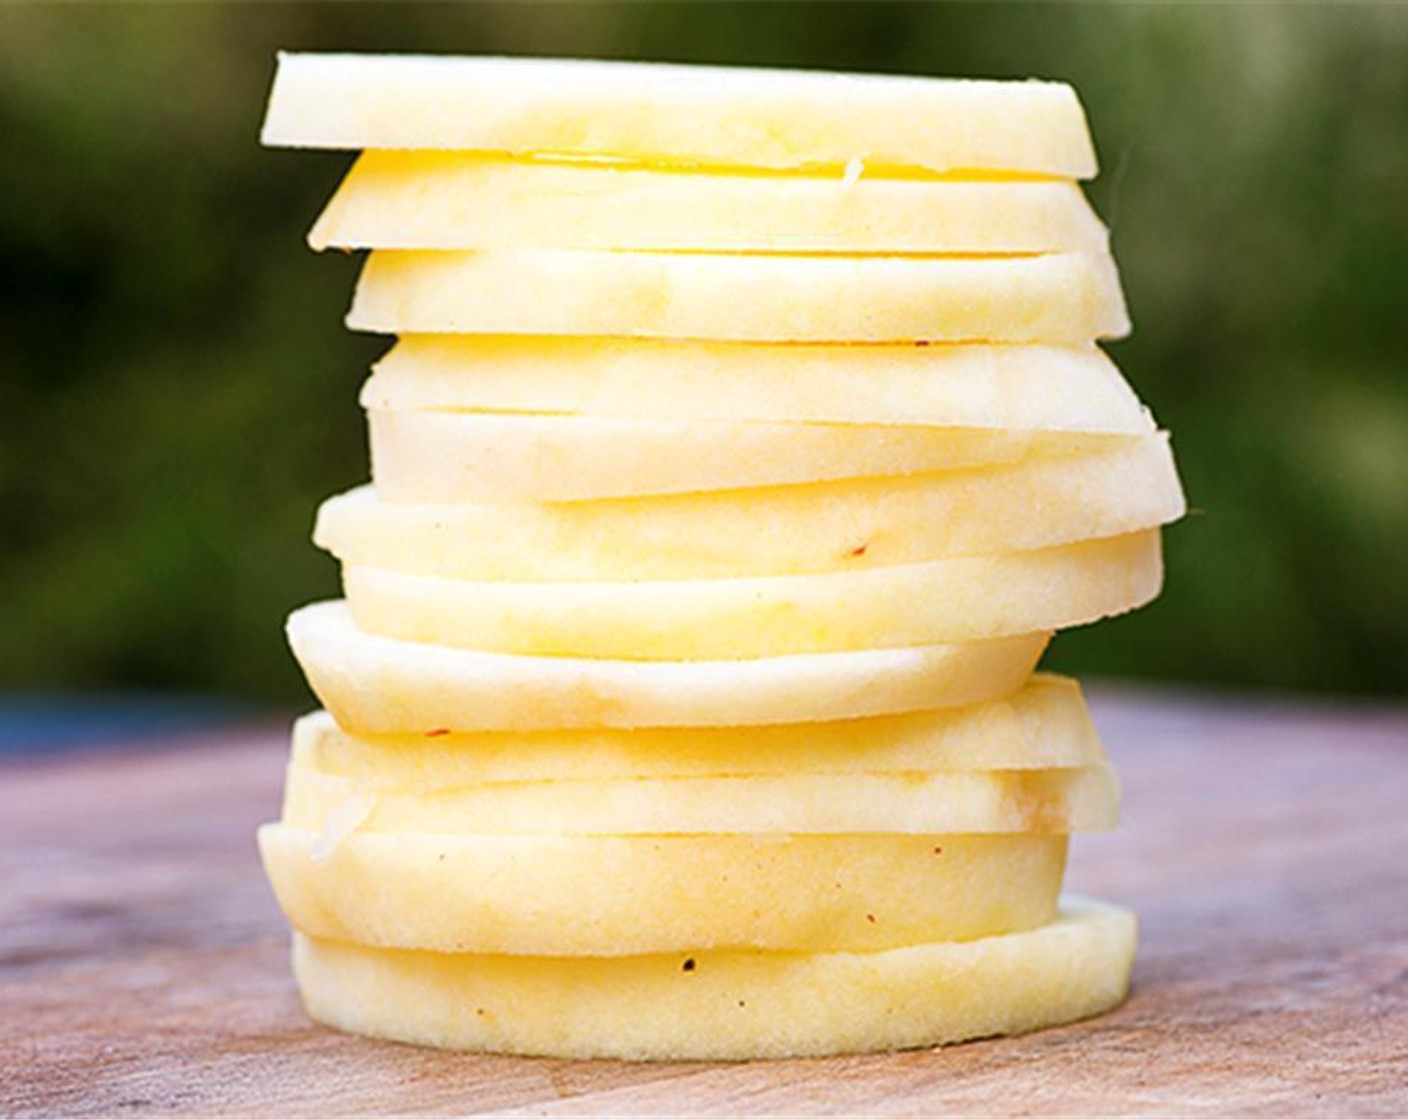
292, 897, 1134, 1060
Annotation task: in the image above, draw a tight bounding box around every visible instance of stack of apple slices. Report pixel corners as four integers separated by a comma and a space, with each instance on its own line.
258, 54, 1185, 1061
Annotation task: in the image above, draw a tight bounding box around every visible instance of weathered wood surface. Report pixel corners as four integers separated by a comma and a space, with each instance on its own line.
2, 688, 1406, 1117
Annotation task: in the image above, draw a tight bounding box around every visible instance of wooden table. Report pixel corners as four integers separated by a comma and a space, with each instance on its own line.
3, 688, 1406, 1117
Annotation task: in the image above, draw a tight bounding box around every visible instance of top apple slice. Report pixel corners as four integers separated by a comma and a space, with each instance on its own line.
260, 53, 1097, 178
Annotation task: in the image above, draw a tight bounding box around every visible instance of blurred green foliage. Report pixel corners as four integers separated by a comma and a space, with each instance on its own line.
1, 3, 1406, 704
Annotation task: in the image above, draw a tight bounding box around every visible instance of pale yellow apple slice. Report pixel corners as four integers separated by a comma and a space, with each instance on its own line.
287, 601, 1049, 732
282, 761, 1117, 836
261, 54, 1096, 178
348, 249, 1129, 342
287, 676, 1103, 786
342, 531, 1160, 660
281, 734, 1120, 835
260, 828, 1065, 955
319, 437, 1183, 579
290, 898, 1134, 1059
311, 152, 1108, 253
367, 410, 1130, 502
363, 337, 1149, 432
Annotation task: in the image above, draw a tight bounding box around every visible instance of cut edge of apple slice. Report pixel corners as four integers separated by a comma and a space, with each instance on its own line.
261, 827, 1068, 955
347, 249, 1129, 343
262, 54, 1097, 179
340, 531, 1162, 659
310, 153, 1109, 253
290, 896, 1134, 1059
286, 600, 1049, 732
286, 675, 1104, 784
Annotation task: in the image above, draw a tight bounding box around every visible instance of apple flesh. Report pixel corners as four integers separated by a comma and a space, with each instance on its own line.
364, 337, 1149, 432
281, 760, 1119, 836
259, 828, 1068, 954
367, 410, 1139, 503
261, 55, 1097, 178
287, 602, 1051, 733
285, 676, 1105, 786
290, 898, 1135, 1059
319, 437, 1182, 579
348, 249, 1129, 343
340, 531, 1162, 659
311, 152, 1108, 253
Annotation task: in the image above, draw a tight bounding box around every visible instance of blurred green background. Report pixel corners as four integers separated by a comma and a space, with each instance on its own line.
2, 2, 1406, 714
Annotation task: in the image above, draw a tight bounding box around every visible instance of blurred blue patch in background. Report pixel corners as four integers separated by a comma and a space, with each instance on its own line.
0, 693, 249, 756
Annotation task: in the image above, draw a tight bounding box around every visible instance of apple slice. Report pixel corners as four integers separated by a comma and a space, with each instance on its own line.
341, 531, 1161, 660
282, 760, 1117, 836
311, 152, 1108, 253
290, 898, 1134, 1059
363, 337, 1149, 431
319, 437, 1183, 579
348, 249, 1129, 342
366, 410, 1131, 502
286, 601, 1049, 732
287, 677, 1103, 786
260, 828, 1067, 955
261, 54, 1096, 178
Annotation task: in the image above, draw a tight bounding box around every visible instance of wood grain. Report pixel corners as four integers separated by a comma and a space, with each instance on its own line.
2, 689, 1406, 1117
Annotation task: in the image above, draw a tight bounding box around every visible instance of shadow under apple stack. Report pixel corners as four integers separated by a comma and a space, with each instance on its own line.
257, 54, 1185, 1060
